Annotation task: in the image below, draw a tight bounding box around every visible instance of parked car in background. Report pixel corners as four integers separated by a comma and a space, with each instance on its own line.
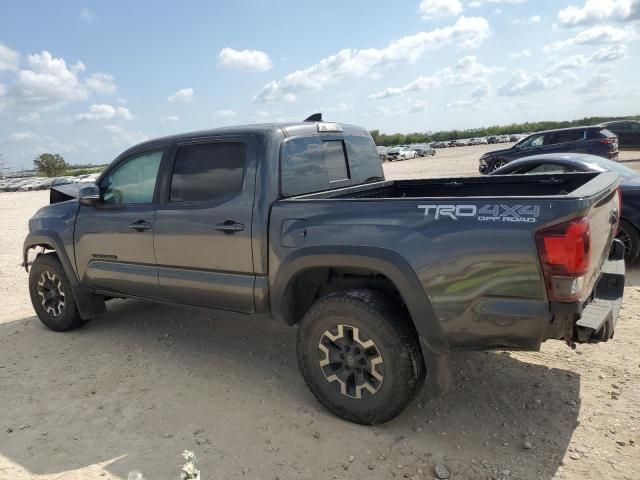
491, 153, 640, 262
377, 146, 389, 162
387, 146, 416, 161
498, 135, 510, 143
599, 120, 640, 149
487, 136, 499, 144
447, 140, 458, 147
509, 134, 523, 142
433, 141, 448, 148
413, 144, 436, 157
479, 126, 619, 173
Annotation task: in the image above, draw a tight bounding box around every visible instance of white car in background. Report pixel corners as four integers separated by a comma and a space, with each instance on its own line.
387, 146, 417, 161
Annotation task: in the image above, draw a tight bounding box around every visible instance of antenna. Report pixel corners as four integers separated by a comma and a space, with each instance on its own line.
303, 113, 323, 122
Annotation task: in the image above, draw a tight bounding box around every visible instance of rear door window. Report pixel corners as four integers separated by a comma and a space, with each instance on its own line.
170, 142, 246, 202
555, 130, 585, 143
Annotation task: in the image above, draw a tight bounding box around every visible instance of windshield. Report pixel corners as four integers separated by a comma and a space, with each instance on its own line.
281, 134, 384, 197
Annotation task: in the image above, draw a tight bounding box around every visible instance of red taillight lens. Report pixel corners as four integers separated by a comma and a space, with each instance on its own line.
599, 138, 615, 145
536, 217, 591, 302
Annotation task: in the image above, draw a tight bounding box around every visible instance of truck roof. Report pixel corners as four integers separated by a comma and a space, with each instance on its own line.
119, 121, 369, 158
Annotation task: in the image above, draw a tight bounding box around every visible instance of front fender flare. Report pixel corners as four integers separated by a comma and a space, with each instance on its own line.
23, 230, 105, 319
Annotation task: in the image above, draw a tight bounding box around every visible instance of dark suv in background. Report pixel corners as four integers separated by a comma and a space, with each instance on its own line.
479, 126, 618, 173
599, 120, 640, 149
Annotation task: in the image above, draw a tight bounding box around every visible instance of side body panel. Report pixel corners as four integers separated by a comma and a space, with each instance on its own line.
269, 192, 610, 351
153, 135, 259, 313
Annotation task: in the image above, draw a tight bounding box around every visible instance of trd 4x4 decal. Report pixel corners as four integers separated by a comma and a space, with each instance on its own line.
418, 204, 540, 223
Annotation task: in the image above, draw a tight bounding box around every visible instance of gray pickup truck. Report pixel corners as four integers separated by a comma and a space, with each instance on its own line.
24, 117, 625, 424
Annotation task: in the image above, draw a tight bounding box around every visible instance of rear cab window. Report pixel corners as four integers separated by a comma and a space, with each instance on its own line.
281, 134, 383, 197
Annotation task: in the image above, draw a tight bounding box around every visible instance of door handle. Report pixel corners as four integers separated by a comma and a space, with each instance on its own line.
128, 220, 152, 231
214, 220, 244, 233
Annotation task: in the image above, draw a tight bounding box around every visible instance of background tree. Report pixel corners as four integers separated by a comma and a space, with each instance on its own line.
34, 153, 68, 177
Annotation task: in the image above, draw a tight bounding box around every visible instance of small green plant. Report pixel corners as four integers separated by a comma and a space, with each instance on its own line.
127, 450, 200, 480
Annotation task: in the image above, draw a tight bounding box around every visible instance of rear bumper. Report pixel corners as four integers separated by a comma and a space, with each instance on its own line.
547, 241, 625, 345
575, 256, 624, 343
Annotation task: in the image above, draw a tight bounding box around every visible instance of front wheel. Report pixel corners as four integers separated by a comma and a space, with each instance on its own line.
29, 254, 87, 331
617, 219, 640, 263
490, 159, 506, 172
297, 289, 425, 424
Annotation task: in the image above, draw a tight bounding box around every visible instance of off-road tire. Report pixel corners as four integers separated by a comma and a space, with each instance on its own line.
29, 253, 86, 331
297, 289, 425, 424
617, 219, 640, 264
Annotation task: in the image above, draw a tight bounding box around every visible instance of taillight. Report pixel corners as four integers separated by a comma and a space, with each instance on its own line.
599, 138, 615, 145
536, 217, 591, 302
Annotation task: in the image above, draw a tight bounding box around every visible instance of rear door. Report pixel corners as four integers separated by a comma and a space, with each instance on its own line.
542, 130, 584, 154
153, 136, 258, 312
75, 148, 166, 298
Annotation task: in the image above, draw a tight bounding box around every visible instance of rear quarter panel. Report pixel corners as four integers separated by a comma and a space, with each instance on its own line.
269, 195, 595, 350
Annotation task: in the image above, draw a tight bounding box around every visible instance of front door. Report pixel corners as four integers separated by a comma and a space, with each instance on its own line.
153, 136, 257, 313
75, 149, 165, 298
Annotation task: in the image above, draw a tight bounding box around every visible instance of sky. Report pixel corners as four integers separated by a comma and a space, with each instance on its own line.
0, 0, 639, 170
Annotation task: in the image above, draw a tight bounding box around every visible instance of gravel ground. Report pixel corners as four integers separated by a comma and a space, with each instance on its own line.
0, 145, 639, 480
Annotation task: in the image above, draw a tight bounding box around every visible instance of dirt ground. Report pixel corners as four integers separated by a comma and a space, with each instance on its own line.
1, 145, 639, 480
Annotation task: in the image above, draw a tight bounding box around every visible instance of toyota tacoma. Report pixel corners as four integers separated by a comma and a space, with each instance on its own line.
24, 115, 625, 424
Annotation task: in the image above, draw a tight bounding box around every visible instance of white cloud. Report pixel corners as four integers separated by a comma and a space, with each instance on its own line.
558, 0, 639, 27
17, 112, 41, 124
218, 48, 273, 72
509, 48, 532, 58
161, 115, 179, 123
590, 43, 628, 62
75, 104, 132, 122
544, 25, 635, 51
445, 98, 480, 110
512, 15, 542, 24
0, 42, 19, 71
368, 56, 498, 100
254, 16, 491, 103
214, 109, 237, 118
547, 43, 627, 72
10, 51, 89, 109
419, 0, 463, 19
497, 69, 563, 96
408, 100, 429, 113
468, 0, 527, 6
79, 7, 95, 23
86, 73, 117, 95
374, 98, 430, 116
168, 88, 194, 103
104, 124, 148, 147
571, 73, 617, 95
6, 131, 37, 143
470, 81, 491, 97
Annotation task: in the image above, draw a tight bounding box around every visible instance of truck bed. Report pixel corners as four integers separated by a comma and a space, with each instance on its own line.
295, 172, 600, 200
271, 171, 620, 350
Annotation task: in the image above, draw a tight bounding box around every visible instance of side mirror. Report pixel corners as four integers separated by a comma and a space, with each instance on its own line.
79, 184, 102, 206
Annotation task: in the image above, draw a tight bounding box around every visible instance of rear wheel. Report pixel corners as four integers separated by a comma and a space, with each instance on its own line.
29, 254, 86, 331
297, 289, 425, 424
616, 219, 640, 263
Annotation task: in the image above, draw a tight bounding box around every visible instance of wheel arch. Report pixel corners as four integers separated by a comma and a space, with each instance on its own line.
271, 246, 447, 353
24, 230, 106, 319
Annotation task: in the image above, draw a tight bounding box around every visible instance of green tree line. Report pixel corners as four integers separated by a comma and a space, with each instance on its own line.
370, 115, 640, 146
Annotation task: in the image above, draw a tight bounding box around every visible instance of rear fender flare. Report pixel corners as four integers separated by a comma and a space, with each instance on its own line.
271, 245, 448, 353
